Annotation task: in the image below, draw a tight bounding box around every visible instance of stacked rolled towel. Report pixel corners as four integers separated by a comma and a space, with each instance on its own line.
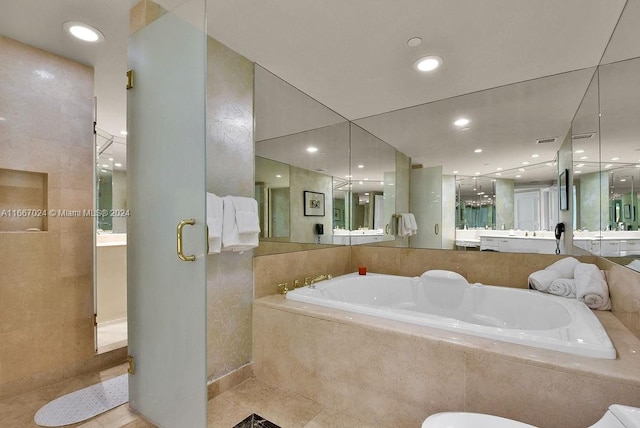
544, 257, 579, 278
574, 263, 611, 310
528, 269, 561, 292
528, 256, 579, 296
548, 278, 576, 298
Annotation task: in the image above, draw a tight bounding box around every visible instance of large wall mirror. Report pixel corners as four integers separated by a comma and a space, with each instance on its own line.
254, 65, 413, 255
354, 67, 595, 254
571, 0, 640, 271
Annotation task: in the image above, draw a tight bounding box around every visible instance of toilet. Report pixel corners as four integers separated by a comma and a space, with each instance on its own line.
422, 404, 640, 428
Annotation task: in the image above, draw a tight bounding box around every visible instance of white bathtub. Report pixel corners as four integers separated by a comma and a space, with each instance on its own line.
285, 271, 616, 359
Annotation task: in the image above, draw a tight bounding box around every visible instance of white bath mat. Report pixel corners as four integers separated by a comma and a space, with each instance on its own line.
34, 374, 128, 427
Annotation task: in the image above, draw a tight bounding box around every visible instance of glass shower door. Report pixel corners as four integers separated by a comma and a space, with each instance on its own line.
127, 0, 207, 426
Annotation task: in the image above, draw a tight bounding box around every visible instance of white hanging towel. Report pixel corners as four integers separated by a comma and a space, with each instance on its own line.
398, 213, 417, 237
206, 193, 223, 254
222, 196, 260, 252
407, 213, 418, 235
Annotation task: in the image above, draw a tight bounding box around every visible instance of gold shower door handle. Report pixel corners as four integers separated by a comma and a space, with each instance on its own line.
435, 223, 439, 235
177, 219, 196, 262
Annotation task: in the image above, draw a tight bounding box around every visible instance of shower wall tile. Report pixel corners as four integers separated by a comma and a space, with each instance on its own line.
205, 37, 254, 382
0, 37, 102, 395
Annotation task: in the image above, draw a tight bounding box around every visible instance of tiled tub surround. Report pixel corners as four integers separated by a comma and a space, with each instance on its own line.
253, 296, 640, 428
252, 246, 640, 427
285, 272, 616, 359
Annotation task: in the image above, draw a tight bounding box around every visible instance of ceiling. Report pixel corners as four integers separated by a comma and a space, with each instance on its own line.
1, 0, 638, 182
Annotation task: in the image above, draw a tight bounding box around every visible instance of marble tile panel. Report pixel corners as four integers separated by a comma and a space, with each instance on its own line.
208, 363, 254, 400
254, 246, 352, 298
465, 352, 640, 428
207, 378, 322, 428
59, 229, 94, 277
207, 251, 253, 381
253, 303, 466, 427
303, 408, 381, 428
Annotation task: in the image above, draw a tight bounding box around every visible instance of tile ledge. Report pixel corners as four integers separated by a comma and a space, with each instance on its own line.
254, 296, 640, 388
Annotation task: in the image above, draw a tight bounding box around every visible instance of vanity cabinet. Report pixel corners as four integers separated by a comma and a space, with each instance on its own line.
480, 236, 561, 254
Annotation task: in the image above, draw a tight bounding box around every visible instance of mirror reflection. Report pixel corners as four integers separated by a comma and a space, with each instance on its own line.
96, 129, 127, 234
354, 68, 594, 254
254, 64, 349, 254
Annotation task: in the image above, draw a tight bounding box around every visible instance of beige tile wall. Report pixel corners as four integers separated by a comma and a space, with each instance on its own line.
253, 246, 352, 298
351, 246, 599, 288
205, 36, 255, 382
0, 37, 120, 398
598, 258, 640, 338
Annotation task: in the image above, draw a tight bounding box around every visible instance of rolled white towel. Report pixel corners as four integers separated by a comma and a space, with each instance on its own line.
574, 263, 611, 310
528, 270, 561, 292
544, 256, 580, 279
548, 278, 576, 298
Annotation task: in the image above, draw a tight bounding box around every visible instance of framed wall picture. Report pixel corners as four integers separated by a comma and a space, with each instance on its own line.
304, 191, 325, 216
559, 169, 569, 211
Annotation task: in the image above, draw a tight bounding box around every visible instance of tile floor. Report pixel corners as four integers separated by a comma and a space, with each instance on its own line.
0, 363, 378, 428
97, 319, 128, 354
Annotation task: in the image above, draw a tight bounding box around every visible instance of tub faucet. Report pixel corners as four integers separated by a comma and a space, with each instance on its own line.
309, 274, 332, 289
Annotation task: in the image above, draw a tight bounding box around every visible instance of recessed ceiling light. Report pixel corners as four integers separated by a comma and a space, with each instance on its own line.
522, 161, 530, 165
575, 149, 585, 154
452, 170, 459, 174
611, 157, 620, 161
414, 56, 442, 72
518, 168, 525, 172
306, 147, 318, 153
120, 130, 128, 136
364, 178, 368, 181
357, 164, 364, 168
531, 154, 539, 158
108, 157, 113, 161
620, 178, 627, 182
575, 171, 582, 174
407, 37, 422, 47
605, 164, 613, 168
276, 174, 282, 178
63, 21, 104, 43
114, 163, 122, 167
101, 164, 109, 168
474, 148, 482, 153
636, 165, 640, 168
495, 173, 501, 176
474, 172, 480, 175
515, 175, 522, 178
359, 181, 364, 185
496, 167, 502, 171
576, 163, 585, 167
454, 118, 470, 127
345, 175, 352, 178
379, 181, 384, 184
580, 156, 588, 160
546, 162, 553, 166
364, 192, 370, 196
